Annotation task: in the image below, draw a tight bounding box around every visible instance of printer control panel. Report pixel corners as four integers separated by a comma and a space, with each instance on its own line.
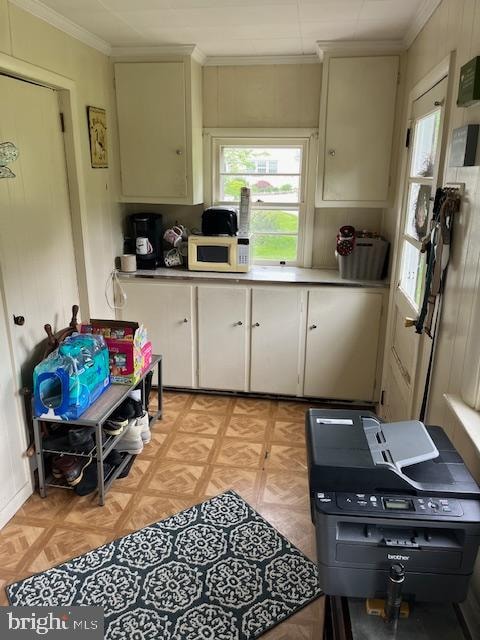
323, 493, 464, 517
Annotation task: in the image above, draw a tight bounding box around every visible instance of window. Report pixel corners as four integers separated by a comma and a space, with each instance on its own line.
211, 138, 311, 265
399, 107, 441, 308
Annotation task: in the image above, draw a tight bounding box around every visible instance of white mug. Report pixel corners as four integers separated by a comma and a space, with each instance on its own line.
164, 248, 183, 267
163, 226, 183, 248
136, 236, 153, 255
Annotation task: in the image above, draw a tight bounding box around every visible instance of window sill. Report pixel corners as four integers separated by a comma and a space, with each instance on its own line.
444, 394, 480, 481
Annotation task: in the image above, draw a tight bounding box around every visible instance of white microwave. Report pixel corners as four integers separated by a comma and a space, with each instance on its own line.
188, 235, 251, 273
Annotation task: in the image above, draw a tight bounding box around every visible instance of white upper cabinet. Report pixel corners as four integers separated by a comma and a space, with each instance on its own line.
317, 55, 399, 207
250, 287, 303, 396
197, 286, 249, 392
115, 58, 203, 204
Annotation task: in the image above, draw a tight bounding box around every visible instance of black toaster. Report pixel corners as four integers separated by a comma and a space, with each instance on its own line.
202, 207, 238, 236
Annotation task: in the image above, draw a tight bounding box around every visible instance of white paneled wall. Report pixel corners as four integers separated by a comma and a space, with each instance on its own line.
312, 208, 383, 269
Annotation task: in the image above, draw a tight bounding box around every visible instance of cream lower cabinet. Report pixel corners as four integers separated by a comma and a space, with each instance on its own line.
119, 279, 384, 401
304, 288, 383, 401
197, 286, 249, 391
250, 287, 303, 395
119, 281, 195, 387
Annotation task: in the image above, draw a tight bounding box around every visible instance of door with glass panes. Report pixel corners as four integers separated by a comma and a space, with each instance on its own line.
382, 77, 447, 422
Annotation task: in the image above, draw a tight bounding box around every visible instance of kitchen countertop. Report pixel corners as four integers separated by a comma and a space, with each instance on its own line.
118, 266, 389, 288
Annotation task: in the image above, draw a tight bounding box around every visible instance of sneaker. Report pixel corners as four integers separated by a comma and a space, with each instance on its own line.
103, 421, 125, 436
107, 399, 136, 428
51, 455, 92, 486
137, 410, 151, 444
114, 420, 144, 455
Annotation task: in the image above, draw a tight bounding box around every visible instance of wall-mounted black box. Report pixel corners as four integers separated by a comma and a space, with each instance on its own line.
457, 56, 480, 107
449, 124, 479, 167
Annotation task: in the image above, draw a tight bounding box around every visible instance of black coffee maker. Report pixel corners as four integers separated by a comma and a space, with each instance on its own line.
129, 213, 163, 269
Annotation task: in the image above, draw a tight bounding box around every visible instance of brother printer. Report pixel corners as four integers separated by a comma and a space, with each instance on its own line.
306, 409, 480, 602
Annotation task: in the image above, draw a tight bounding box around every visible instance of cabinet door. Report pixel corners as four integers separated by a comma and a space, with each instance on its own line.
322, 56, 398, 203
250, 288, 302, 395
119, 282, 195, 387
198, 286, 249, 391
115, 62, 187, 199
304, 289, 383, 401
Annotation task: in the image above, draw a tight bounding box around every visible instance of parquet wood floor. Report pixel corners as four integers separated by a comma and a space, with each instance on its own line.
0, 391, 325, 638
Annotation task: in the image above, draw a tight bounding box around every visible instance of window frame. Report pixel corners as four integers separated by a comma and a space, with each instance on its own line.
204, 129, 318, 267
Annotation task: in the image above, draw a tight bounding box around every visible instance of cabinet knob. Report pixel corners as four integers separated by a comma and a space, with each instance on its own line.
253, 322, 260, 327
309, 324, 317, 330
176, 149, 183, 155
328, 149, 336, 157
183, 318, 188, 323
13, 314, 25, 326
235, 320, 243, 326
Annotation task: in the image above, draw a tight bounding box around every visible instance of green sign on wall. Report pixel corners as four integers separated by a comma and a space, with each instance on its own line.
457, 56, 480, 107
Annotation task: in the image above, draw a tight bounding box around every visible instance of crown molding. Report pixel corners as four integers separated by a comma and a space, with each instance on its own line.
204, 54, 320, 67
9, 0, 111, 55
110, 44, 206, 64
403, 0, 442, 49
316, 40, 405, 61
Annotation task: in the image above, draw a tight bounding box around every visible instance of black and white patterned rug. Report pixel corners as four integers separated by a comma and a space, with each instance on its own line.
7, 491, 322, 639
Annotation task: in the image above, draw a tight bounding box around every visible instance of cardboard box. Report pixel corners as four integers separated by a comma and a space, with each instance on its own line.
81, 320, 152, 385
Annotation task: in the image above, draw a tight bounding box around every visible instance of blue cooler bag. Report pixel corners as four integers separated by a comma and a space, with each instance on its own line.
34, 333, 110, 420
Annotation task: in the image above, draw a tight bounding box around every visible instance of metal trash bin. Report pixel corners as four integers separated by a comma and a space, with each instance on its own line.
337, 236, 388, 280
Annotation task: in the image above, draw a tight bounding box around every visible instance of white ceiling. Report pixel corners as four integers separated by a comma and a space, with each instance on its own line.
17, 0, 439, 58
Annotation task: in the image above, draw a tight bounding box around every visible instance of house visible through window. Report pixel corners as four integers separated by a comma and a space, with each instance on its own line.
214, 143, 306, 264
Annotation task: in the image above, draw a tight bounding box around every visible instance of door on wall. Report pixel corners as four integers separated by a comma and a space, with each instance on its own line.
381, 78, 448, 422
0, 75, 79, 526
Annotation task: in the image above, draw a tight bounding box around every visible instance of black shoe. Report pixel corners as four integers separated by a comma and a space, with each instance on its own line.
74, 463, 113, 496
105, 450, 123, 467
118, 455, 136, 478
68, 428, 95, 452
131, 399, 143, 419
43, 432, 71, 452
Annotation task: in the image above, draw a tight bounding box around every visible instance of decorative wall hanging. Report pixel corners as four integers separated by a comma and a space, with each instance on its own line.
0, 141, 19, 178
87, 106, 108, 168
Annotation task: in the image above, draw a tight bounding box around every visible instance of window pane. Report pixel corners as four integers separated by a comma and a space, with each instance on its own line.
251, 209, 299, 233
400, 241, 426, 307
252, 234, 298, 262
221, 146, 302, 174
405, 183, 431, 240
411, 110, 441, 178
220, 174, 300, 202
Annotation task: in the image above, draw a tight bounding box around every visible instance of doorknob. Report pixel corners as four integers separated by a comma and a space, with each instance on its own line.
13, 314, 25, 326
404, 317, 416, 328
309, 324, 317, 330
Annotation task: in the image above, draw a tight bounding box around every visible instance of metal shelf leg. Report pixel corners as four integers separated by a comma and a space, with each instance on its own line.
33, 418, 46, 498
96, 424, 105, 506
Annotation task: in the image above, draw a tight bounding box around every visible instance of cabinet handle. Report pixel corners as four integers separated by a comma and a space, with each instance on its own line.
176, 149, 183, 155
253, 322, 260, 327
183, 318, 188, 323
309, 324, 317, 330
328, 149, 336, 157
235, 321, 243, 326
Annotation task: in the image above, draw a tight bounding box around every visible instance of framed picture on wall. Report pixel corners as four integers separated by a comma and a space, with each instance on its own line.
87, 106, 108, 168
